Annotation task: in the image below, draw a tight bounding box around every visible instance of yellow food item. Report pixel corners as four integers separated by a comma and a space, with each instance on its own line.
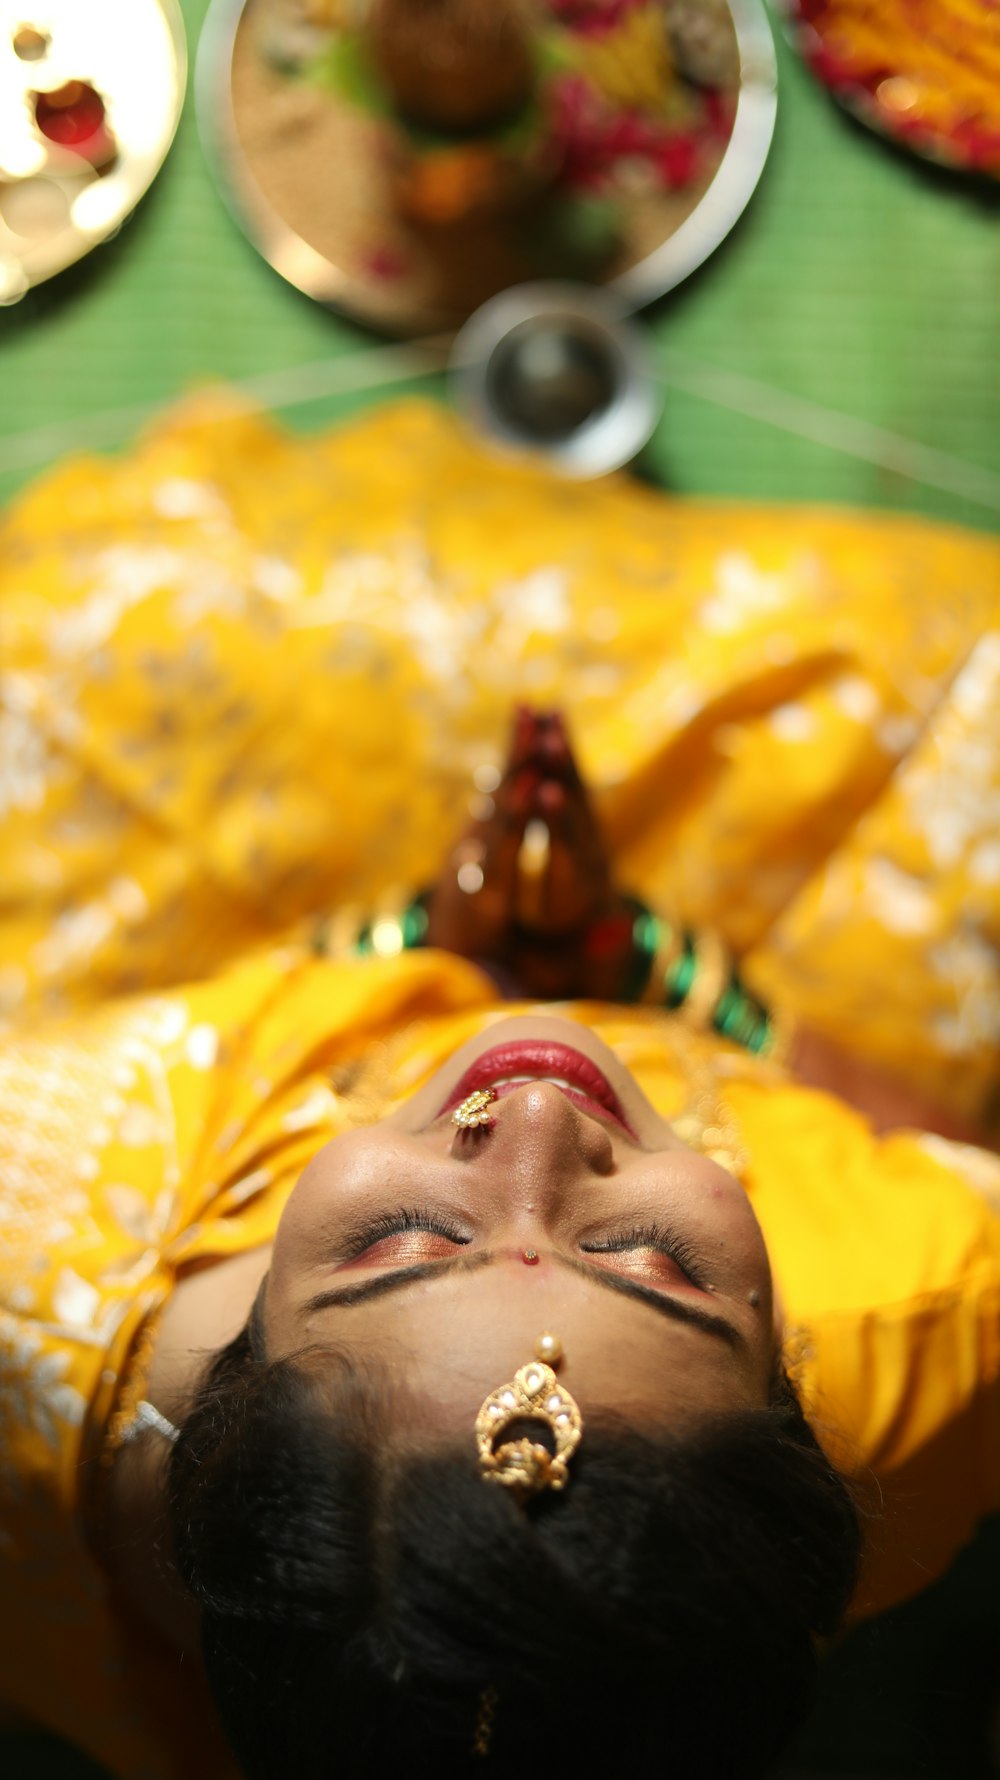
570, 4, 676, 112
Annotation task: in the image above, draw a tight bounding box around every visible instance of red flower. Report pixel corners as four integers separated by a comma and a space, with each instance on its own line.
545, 0, 646, 38
654, 133, 700, 186
546, 73, 716, 193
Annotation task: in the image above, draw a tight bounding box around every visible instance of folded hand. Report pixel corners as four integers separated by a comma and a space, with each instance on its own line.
424, 705, 636, 1000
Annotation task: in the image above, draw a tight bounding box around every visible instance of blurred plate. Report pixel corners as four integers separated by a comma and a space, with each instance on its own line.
197, 0, 777, 336
0, 0, 187, 304
783, 0, 1000, 180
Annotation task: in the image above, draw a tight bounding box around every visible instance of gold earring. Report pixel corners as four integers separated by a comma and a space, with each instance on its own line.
475, 1336, 581, 1499
452, 1086, 496, 1129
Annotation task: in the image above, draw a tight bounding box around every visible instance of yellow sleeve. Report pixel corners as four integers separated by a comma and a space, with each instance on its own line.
727, 1079, 1000, 1618
0, 940, 494, 1775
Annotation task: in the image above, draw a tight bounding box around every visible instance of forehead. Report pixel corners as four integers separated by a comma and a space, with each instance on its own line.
287, 1260, 761, 1429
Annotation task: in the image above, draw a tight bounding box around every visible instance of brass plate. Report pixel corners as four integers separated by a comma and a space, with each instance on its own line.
0, 0, 187, 304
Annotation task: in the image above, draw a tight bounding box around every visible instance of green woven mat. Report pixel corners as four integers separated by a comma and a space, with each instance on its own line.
1, 0, 998, 528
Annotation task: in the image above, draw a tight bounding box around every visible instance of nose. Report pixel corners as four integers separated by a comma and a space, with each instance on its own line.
451, 1081, 615, 1191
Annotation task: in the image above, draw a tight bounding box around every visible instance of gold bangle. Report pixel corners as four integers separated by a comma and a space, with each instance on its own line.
638, 913, 685, 1005
679, 925, 730, 1030
345, 890, 430, 959
312, 902, 367, 958
759, 1003, 795, 1068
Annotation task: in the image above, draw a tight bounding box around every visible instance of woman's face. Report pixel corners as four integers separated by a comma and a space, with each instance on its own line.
264, 1015, 778, 1440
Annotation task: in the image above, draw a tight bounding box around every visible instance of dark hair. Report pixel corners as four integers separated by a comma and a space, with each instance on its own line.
167, 1329, 862, 1780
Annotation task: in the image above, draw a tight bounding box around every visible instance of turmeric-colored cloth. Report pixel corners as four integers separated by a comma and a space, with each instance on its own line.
1, 395, 999, 1122
2, 395, 1000, 1777
1, 950, 1000, 1779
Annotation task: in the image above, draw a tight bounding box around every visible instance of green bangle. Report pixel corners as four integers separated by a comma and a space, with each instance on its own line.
712, 975, 772, 1052
663, 931, 698, 1009
354, 893, 430, 959
649, 924, 778, 1058
620, 896, 661, 1002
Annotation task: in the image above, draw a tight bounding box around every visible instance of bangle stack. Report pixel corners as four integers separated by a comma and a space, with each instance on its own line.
311, 892, 430, 961
315, 883, 786, 1065
623, 896, 782, 1058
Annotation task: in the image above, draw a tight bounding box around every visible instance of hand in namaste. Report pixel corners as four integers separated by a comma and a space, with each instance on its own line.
424, 704, 636, 1001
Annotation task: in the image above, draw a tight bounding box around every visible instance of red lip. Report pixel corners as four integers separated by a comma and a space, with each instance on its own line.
440, 1041, 636, 1136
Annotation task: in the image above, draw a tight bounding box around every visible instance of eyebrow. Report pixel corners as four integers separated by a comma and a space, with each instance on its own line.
302, 1251, 743, 1348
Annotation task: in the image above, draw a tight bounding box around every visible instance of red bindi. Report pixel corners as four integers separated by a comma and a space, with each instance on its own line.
522, 1249, 539, 1265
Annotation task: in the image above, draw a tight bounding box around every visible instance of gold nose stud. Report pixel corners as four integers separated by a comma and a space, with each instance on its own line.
452, 1086, 497, 1129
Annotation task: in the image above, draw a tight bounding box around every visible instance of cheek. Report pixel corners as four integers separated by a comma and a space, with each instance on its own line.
272, 1133, 369, 1261
685, 1176, 770, 1277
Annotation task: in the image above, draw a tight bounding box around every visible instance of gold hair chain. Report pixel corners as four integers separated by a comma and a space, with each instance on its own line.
472, 1333, 578, 1760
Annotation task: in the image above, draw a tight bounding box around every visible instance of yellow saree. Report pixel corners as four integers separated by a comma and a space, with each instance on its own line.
2, 394, 999, 1114
1, 397, 999, 1778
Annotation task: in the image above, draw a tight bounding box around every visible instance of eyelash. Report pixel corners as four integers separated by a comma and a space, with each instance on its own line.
580, 1223, 707, 1288
341, 1205, 471, 1259
343, 1208, 704, 1286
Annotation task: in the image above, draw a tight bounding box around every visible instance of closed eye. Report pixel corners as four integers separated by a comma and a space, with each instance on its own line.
338, 1212, 707, 1292
339, 1205, 471, 1265
580, 1222, 708, 1291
